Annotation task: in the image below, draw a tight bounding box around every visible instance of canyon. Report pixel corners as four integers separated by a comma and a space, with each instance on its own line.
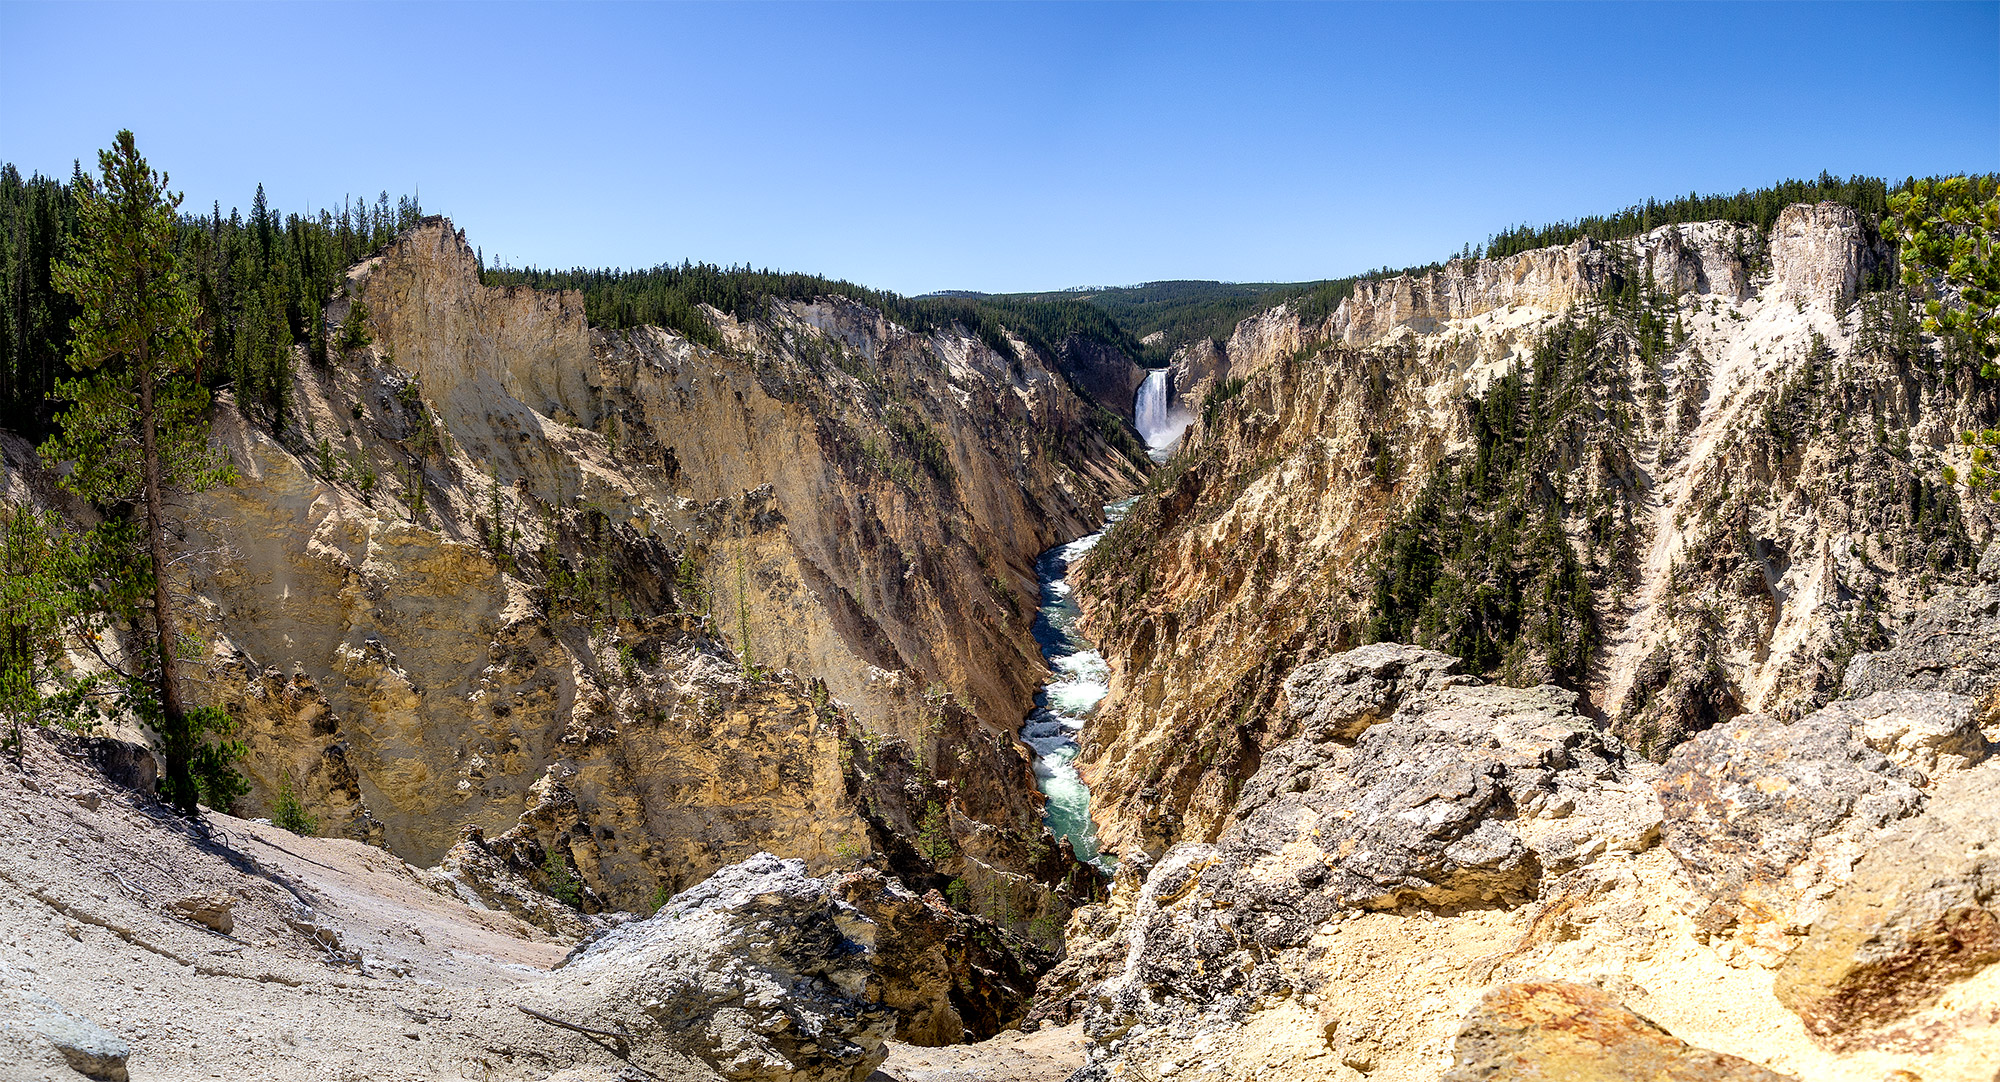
1073, 203, 1977, 858
3, 217, 1147, 958
3, 197, 1998, 1082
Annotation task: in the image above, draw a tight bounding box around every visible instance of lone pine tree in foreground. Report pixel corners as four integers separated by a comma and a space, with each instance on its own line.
43, 130, 238, 815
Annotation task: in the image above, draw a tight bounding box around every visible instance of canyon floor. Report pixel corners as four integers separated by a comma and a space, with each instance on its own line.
0, 732, 1081, 1082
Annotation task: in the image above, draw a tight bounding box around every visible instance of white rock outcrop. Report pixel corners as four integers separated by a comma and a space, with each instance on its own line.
1770, 201, 1866, 310
520, 853, 895, 1082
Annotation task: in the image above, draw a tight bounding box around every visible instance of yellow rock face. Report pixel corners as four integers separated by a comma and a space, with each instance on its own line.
1073, 207, 1992, 860
174, 219, 1139, 916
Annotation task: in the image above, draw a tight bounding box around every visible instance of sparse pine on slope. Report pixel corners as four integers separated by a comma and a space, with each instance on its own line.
43, 131, 242, 815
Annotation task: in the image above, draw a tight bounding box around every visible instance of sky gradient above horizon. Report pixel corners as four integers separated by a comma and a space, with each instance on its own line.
4, 2, 1997, 295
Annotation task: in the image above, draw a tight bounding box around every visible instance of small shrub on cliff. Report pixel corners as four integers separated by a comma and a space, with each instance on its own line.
400, 462, 426, 523
543, 847, 583, 910
673, 547, 710, 616
271, 772, 317, 836
340, 299, 372, 349
341, 448, 377, 501
917, 801, 955, 866
1370, 432, 1394, 486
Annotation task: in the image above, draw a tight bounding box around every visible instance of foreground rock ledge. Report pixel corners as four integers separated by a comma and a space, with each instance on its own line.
514, 852, 1054, 1082
1058, 638, 2000, 1081
520, 853, 896, 1082
1442, 982, 1795, 1082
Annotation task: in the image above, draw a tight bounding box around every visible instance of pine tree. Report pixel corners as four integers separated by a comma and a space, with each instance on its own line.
0, 506, 81, 763
43, 131, 239, 816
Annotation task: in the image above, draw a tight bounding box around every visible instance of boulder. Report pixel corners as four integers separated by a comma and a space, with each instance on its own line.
170, 892, 234, 934
1773, 767, 2000, 1045
830, 867, 1051, 1046
1815, 689, 1989, 775
1442, 982, 1795, 1081
520, 853, 894, 1082
1278, 642, 1470, 742
0, 985, 131, 1081
1658, 707, 1925, 936
85, 738, 156, 795
1228, 679, 1649, 918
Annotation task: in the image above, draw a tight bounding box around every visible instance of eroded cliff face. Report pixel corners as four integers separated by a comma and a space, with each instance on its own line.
1163, 220, 1767, 410
1055, 335, 1152, 425
106, 218, 1142, 929
1074, 203, 1988, 858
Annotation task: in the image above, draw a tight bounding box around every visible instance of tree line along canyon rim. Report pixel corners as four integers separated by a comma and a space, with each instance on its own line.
1, 139, 1999, 1082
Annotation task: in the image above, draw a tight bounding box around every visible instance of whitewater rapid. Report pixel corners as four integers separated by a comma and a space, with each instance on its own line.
1019, 496, 1136, 868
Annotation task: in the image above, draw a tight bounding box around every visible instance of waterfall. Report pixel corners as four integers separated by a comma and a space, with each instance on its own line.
1135, 370, 1169, 442
1134, 369, 1190, 461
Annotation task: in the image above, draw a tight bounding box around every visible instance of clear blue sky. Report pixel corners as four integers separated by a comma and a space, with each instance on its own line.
4, 2, 1995, 295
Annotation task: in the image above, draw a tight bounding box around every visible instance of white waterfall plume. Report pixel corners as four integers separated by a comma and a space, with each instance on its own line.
1134, 369, 1191, 461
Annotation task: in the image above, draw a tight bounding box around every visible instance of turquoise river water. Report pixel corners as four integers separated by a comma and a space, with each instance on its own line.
1018, 496, 1136, 868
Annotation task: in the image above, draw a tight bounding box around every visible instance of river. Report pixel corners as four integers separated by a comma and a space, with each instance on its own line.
1019, 496, 1136, 868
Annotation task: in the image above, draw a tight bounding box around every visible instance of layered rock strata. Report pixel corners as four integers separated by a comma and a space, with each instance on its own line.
1074, 202, 1989, 859
8, 217, 1142, 936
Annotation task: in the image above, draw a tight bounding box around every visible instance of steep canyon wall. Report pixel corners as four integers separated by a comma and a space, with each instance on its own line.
10, 218, 1144, 932
1075, 203, 1988, 858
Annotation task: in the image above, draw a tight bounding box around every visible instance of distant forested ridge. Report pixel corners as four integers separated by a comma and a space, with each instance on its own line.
989, 266, 1446, 362
7, 164, 1983, 442
1476, 172, 1899, 259
480, 262, 1153, 372
0, 162, 426, 438
995, 281, 1303, 360
991, 174, 1974, 358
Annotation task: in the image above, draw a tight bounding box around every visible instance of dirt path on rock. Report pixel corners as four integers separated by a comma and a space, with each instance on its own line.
874, 1025, 1086, 1082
